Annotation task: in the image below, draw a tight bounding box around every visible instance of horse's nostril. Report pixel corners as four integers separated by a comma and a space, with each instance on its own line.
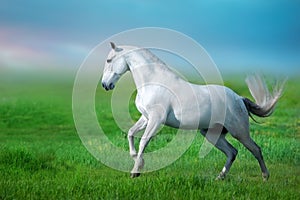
109, 83, 115, 90
102, 82, 109, 91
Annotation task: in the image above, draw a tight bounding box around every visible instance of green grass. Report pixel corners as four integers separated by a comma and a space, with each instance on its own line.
0, 71, 299, 199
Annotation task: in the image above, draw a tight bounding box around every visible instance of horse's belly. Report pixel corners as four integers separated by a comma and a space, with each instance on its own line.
164, 108, 211, 130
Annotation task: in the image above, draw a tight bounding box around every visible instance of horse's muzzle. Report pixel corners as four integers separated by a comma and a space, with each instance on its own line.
102, 82, 115, 91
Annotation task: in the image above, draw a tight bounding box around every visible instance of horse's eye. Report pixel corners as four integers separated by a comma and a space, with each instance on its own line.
106, 59, 112, 63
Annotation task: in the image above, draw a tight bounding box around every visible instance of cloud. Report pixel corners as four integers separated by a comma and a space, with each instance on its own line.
0, 28, 47, 68
0, 26, 90, 70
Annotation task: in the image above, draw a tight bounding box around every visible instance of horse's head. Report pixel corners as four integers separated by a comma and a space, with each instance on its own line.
101, 42, 129, 91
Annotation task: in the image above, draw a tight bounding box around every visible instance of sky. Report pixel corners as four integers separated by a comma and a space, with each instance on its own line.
0, 0, 299, 75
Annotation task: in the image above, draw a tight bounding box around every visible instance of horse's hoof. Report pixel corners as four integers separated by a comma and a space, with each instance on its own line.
130, 173, 141, 178
215, 173, 225, 181
262, 172, 269, 181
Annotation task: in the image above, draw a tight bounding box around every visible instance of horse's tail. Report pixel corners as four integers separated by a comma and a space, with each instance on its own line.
242, 74, 285, 118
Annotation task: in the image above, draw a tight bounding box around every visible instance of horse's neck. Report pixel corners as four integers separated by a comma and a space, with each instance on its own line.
125, 48, 166, 70
124, 48, 180, 88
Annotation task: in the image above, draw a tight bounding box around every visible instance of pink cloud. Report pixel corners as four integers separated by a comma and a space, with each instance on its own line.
0, 26, 90, 70
0, 30, 46, 68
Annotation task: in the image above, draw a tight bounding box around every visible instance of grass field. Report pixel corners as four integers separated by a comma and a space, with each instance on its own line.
0, 71, 299, 199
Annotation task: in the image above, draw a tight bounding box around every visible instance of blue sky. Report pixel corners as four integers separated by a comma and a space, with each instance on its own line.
0, 0, 299, 75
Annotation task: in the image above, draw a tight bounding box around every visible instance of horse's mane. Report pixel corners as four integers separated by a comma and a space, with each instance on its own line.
123, 46, 182, 80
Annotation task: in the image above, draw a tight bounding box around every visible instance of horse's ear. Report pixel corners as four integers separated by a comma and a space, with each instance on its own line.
110, 42, 123, 52
110, 42, 116, 50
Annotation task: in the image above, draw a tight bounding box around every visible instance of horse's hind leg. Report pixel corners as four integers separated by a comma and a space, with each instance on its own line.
200, 126, 238, 180
236, 135, 270, 181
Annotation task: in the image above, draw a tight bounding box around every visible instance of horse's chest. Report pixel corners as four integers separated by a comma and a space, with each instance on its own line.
135, 93, 149, 117
134, 90, 171, 118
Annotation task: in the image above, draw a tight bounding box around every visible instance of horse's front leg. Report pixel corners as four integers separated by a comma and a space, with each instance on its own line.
130, 113, 164, 178
128, 115, 148, 158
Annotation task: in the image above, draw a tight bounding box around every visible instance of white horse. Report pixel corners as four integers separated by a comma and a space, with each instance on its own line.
101, 42, 284, 180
